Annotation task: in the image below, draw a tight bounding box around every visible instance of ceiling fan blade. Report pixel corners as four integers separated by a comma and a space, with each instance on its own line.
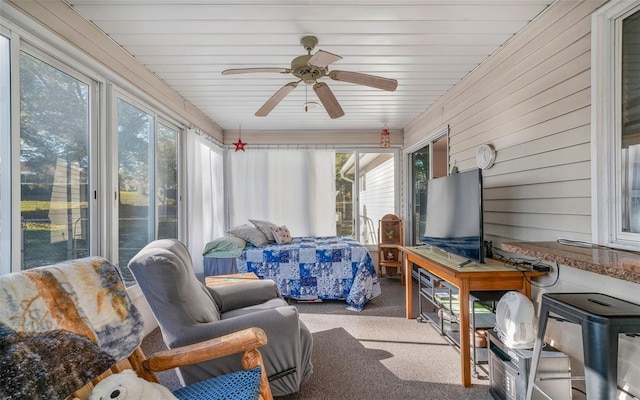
222, 67, 290, 75
255, 82, 298, 117
329, 70, 398, 91
308, 50, 342, 68
313, 82, 344, 119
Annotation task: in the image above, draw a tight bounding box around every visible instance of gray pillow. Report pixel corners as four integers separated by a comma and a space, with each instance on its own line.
249, 219, 279, 241
227, 224, 271, 247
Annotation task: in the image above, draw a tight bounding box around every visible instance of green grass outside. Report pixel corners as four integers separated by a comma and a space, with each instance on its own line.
21, 190, 176, 274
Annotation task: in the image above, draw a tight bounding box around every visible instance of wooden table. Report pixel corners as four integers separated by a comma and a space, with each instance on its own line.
205, 272, 259, 288
402, 246, 546, 388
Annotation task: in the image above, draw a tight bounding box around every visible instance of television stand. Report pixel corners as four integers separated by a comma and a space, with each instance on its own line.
402, 245, 547, 388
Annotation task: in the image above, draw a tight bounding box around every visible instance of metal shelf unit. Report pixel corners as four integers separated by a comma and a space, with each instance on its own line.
414, 266, 500, 377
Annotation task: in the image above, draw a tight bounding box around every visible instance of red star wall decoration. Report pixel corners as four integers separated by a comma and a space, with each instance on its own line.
233, 124, 247, 152
233, 137, 247, 152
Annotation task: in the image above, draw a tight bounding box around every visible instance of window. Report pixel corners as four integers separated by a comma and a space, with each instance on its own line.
411, 146, 430, 244
0, 33, 9, 274
19, 51, 93, 268
117, 98, 180, 283
156, 123, 178, 239
1, 18, 187, 280
335, 151, 398, 245
620, 10, 640, 235
593, 2, 640, 249
117, 98, 152, 274
336, 152, 354, 237
404, 127, 448, 245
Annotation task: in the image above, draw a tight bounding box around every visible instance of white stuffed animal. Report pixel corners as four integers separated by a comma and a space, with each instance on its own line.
87, 370, 177, 400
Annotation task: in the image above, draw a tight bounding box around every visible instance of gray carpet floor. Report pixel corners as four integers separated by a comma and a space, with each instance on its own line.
142, 276, 493, 399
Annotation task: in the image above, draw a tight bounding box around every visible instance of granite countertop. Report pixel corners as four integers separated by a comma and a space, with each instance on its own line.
501, 241, 640, 285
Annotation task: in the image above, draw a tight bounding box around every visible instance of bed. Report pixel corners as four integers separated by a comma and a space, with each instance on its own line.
203, 235, 381, 311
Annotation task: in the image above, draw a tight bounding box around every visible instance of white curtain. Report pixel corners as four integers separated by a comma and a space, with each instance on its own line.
227, 149, 336, 236
186, 129, 225, 273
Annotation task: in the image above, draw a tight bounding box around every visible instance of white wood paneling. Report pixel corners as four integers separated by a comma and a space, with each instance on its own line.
484, 179, 591, 200
59, 0, 552, 133
484, 198, 591, 215
450, 57, 591, 151
449, 73, 591, 157
485, 224, 591, 243
360, 157, 396, 243
404, 0, 603, 247
69, 4, 549, 22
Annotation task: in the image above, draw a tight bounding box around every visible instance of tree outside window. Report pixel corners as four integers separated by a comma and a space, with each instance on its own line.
20, 51, 90, 269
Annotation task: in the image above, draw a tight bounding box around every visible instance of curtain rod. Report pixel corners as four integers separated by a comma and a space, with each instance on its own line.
223, 144, 401, 151
191, 127, 224, 149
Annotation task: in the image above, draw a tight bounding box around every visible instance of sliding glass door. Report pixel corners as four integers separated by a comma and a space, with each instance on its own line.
3, 24, 188, 279
336, 150, 397, 245
0, 33, 9, 274
117, 98, 180, 283
406, 133, 448, 245
156, 123, 178, 239
19, 51, 93, 268
117, 99, 152, 274
411, 147, 430, 246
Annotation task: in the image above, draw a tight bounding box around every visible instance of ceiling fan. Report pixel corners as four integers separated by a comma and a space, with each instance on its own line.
222, 36, 398, 119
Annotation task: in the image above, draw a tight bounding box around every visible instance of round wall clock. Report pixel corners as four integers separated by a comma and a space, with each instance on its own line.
476, 144, 496, 169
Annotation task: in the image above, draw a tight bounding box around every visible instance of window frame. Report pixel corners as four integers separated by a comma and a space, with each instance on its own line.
354, 149, 399, 247
592, 1, 640, 250
17, 43, 100, 270
403, 125, 449, 246
0, 13, 187, 278
0, 29, 12, 275
155, 120, 181, 240
110, 89, 184, 278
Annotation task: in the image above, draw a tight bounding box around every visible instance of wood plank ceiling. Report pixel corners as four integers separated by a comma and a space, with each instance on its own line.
67, 0, 554, 133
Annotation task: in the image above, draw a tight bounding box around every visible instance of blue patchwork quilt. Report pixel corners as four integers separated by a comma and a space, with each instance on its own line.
236, 236, 381, 311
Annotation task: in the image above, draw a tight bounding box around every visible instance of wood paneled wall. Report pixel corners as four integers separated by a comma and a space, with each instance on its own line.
404, 0, 604, 246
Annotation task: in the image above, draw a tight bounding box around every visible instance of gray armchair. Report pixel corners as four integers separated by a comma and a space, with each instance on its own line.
128, 239, 313, 397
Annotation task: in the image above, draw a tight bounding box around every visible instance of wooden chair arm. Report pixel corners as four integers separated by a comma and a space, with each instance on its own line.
70, 328, 273, 400
143, 327, 268, 372
143, 327, 272, 400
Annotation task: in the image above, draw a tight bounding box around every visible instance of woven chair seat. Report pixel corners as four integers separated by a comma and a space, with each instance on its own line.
173, 366, 262, 400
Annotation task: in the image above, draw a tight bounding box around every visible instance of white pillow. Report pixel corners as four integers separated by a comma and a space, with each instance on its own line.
272, 225, 293, 244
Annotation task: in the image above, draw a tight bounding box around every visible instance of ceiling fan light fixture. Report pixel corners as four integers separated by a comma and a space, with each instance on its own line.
301, 71, 317, 84
304, 101, 320, 112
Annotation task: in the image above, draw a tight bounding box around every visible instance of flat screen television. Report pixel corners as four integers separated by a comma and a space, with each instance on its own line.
420, 168, 484, 266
